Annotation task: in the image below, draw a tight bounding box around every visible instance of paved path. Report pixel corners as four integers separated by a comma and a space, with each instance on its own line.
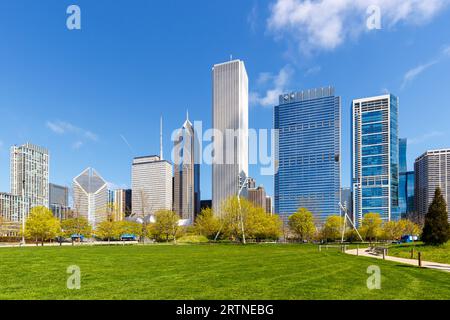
346, 248, 450, 273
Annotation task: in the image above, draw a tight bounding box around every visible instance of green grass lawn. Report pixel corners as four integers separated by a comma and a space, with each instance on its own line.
388, 242, 450, 265
0, 244, 449, 300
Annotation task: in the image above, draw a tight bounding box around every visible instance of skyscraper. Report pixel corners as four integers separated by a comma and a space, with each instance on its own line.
173, 113, 200, 223
11, 143, 50, 211
212, 59, 249, 214
415, 149, 450, 222
73, 168, 108, 228
131, 155, 173, 217
275, 87, 341, 224
247, 186, 267, 210
398, 138, 415, 218
49, 183, 70, 220
108, 189, 132, 220
352, 94, 399, 226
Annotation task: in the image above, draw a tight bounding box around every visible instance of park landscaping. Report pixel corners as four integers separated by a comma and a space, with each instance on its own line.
388, 242, 450, 265
0, 244, 449, 300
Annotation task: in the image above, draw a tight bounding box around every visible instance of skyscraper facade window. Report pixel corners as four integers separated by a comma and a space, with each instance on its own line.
212, 60, 249, 214
415, 149, 450, 222
352, 94, 399, 226
275, 87, 341, 224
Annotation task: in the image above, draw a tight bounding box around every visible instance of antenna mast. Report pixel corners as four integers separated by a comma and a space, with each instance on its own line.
160, 116, 163, 160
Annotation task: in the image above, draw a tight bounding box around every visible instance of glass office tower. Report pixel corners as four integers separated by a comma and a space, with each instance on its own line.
274, 87, 341, 225
352, 94, 399, 226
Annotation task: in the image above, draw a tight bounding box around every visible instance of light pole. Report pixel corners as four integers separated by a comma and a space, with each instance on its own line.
21, 179, 26, 246
237, 175, 250, 245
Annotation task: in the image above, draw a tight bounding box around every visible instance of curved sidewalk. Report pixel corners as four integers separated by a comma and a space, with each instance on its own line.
346, 248, 450, 273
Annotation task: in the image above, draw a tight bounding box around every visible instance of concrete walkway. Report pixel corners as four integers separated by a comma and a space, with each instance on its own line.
346, 248, 450, 273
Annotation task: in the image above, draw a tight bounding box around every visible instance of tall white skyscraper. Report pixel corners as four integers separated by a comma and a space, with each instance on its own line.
131, 155, 173, 217
212, 60, 249, 214
11, 143, 50, 210
73, 168, 108, 229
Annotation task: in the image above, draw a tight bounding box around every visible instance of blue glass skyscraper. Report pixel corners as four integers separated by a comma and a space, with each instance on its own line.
274, 87, 341, 224
398, 138, 415, 218
352, 94, 399, 225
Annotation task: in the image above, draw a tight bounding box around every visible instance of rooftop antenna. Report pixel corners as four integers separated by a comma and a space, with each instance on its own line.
160, 116, 163, 160
230, 54, 233, 61
186, 109, 189, 121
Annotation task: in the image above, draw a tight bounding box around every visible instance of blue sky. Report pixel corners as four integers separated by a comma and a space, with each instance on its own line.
1, 0, 450, 200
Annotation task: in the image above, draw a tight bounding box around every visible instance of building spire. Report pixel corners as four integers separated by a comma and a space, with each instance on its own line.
186, 109, 189, 121
160, 116, 163, 160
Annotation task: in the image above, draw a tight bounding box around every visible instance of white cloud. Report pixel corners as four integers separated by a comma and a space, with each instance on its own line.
250, 65, 294, 107
401, 60, 438, 88
46, 120, 99, 142
409, 131, 445, 145
268, 0, 449, 52
401, 45, 450, 88
72, 141, 84, 150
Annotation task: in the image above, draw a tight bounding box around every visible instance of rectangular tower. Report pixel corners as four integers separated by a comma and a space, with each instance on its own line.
10, 143, 49, 212
212, 60, 249, 214
415, 149, 450, 222
131, 156, 173, 217
275, 87, 341, 225
352, 94, 399, 226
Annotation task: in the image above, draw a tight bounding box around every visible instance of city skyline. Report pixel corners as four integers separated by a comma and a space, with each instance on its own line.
1, 1, 450, 201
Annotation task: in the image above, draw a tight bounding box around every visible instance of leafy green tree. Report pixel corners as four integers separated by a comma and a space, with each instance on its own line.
245, 206, 282, 241
220, 197, 254, 242
422, 188, 450, 245
382, 221, 403, 241
152, 210, 180, 242
25, 206, 61, 246
288, 208, 316, 242
359, 213, 383, 243
194, 208, 221, 240
61, 217, 92, 243
398, 219, 421, 237
321, 215, 343, 242
96, 220, 120, 243
117, 221, 142, 240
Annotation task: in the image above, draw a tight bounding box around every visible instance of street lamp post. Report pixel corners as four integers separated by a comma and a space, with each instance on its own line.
237, 175, 250, 245
21, 179, 26, 246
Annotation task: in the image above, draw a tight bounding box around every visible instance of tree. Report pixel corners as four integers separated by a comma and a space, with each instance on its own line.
194, 208, 221, 240
422, 188, 450, 246
61, 217, 92, 244
288, 208, 316, 242
382, 221, 402, 241
95, 220, 120, 243
359, 213, 383, 243
117, 221, 142, 240
25, 206, 61, 246
245, 206, 282, 241
321, 215, 343, 242
398, 219, 421, 237
152, 210, 180, 242
220, 197, 253, 242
